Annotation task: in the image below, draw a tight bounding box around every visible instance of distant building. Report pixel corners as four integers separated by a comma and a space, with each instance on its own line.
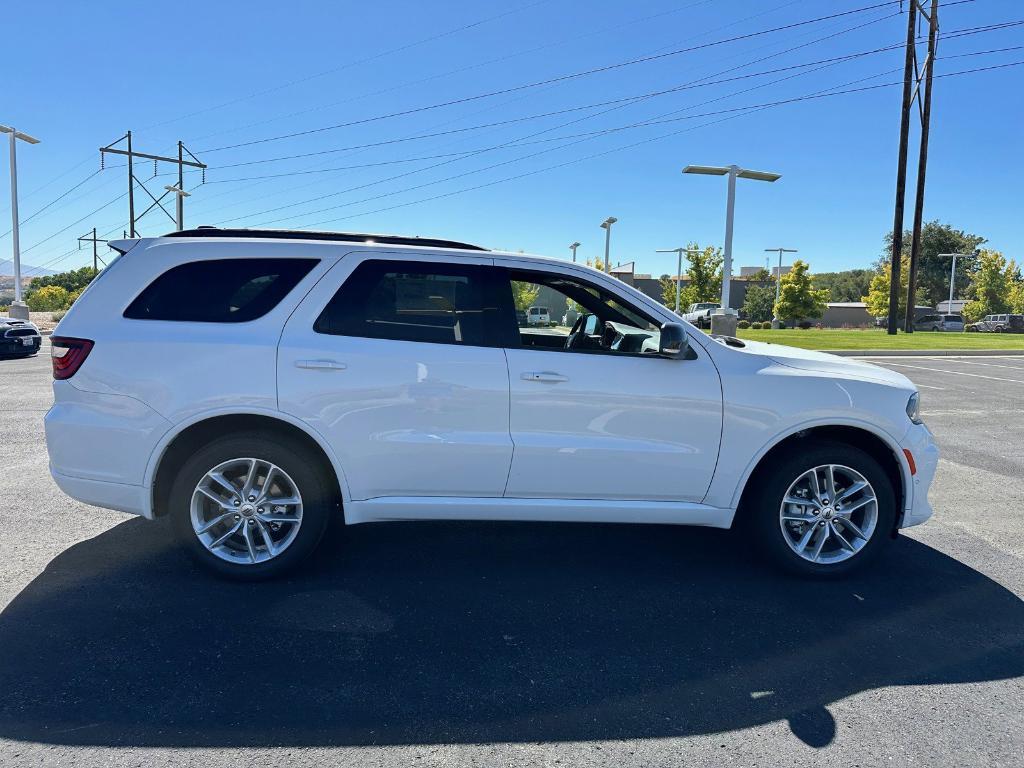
611, 262, 771, 312
740, 265, 791, 278
936, 299, 968, 314
821, 302, 873, 328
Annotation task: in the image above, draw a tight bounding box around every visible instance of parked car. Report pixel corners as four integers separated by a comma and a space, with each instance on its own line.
515, 309, 527, 327
0, 317, 42, 358
44, 227, 937, 580
683, 302, 720, 329
968, 314, 1024, 333
527, 306, 550, 325
562, 308, 579, 327
914, 314, 964, 332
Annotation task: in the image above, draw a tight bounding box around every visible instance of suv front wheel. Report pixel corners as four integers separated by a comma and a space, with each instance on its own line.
169, 432, 333, 580
747, 441, 896, 577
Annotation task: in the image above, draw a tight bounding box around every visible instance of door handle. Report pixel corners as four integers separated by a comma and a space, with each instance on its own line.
521, 371, 568, 382
295, 359, 347, 370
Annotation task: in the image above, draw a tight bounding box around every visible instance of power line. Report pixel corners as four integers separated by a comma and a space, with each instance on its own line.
0, 168, 103, 240
139, 0, 556, 135
20, 191, 128, 255
183, 0, 770, 146
231, 33, 1018, 229
199, 17, 1020, 175
207, 10, 904, 224
183, 2, 811, 220
197, 1, 908, 154
284, 59, 1024, 230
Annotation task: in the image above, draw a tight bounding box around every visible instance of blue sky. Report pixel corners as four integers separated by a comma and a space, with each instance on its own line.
2, 0, 1021, 278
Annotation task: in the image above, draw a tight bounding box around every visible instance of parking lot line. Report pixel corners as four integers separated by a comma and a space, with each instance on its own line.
944, 358, 1024, 371
882, 361, 1024, 384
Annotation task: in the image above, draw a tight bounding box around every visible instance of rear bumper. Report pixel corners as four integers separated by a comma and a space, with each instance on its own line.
900, 423, 940, 528
45, 381, 169, 516
50, 467, 150, 518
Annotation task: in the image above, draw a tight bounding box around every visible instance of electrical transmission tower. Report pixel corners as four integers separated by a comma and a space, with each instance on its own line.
887, 0, 939, 335
77, 228, 108, 274
99, 132, 206, 236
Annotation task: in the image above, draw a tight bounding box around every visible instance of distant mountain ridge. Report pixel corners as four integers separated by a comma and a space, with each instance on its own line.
0, 259, 56, 277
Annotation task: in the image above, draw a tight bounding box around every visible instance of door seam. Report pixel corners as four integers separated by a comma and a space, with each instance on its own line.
500, 346, 516, 497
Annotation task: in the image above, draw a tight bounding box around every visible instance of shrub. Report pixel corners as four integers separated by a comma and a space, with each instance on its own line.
777, 321, 787, 329
737, 319, 750, 329
799, 320, 813, 329
52, 310, 67, 322
26, 285, 70, 312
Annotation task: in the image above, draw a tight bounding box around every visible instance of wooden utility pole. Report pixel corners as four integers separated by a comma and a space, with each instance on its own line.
904, 0, 940, 332
887, 1, 919, 335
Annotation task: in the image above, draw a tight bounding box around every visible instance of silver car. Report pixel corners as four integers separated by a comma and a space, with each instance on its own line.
914, 314, 963, 332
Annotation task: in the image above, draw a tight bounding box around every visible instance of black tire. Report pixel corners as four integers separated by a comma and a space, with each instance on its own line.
169, 432, 335, 580
745, 441, 896, 578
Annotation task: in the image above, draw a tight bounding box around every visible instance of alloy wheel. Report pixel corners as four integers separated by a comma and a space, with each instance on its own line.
190, 457, 303, 565
778, 464, 878, 565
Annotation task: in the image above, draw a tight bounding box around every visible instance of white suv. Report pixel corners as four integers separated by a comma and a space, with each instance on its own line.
44, 228, 938, 580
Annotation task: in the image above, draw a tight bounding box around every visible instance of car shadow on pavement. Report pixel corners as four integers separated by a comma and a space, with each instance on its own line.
0, 518, 1021, 749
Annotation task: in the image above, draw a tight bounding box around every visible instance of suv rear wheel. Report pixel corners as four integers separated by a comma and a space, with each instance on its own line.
169, 432, 333, 580
747, 441, 896, 577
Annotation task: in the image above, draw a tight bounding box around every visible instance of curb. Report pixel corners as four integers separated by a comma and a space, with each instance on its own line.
828, 349, 1024, 357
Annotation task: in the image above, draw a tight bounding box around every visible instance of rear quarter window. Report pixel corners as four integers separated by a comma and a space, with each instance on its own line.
124, 258, 318, 322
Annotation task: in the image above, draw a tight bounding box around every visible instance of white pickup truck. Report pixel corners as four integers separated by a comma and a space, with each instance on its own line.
682, 302, 720, 329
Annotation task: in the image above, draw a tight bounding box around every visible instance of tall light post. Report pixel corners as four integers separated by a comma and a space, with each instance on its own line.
599, 217, 617, 274
764, 247, 797, 329
569, 241, 581, 263
683, 165, 781, 334
164, 185, 191, 231
940, 251, 978, 318
656, 247, 701, 314
1, 124, 41, 321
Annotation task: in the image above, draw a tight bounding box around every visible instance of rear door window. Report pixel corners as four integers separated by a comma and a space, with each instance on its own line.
124, 258, 318, 322
314, 259, 499, 346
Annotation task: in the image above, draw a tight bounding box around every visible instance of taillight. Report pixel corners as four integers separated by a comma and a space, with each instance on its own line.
50, 337, 94, 380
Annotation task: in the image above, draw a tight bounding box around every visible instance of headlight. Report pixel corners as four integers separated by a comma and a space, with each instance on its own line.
906, 392, 922, 424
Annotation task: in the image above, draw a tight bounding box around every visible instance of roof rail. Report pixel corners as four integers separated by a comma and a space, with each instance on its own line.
162, 227, 487, 251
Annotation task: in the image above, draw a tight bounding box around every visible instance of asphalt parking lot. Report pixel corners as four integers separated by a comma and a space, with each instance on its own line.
0, 345, 1021, 767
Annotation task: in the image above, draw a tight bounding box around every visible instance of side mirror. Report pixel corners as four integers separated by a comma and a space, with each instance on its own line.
659, 322, 689, 358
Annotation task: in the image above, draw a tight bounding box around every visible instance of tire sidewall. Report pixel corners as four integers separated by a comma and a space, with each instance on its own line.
169, 433, 333, 580
747, 441, 897, 577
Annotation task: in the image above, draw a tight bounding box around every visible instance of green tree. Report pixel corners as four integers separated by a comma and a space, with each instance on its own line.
963, 249, 1014, 322
26, 266, 97, 298
658, 244, 722, 310
880, 221, 986, 306
1008, 278, 1024, 314
775, 260, 829, 322
26, 285, 70, 311
812, 269, 873, 302
742, 283, 777, 322
511, 281, 540, 312
863, 255, 909, 320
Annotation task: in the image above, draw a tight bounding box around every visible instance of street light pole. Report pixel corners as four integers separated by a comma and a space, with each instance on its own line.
939, 251, 976, 317
569, 241, 580, 263
1, 124, 41, 321
683, 165, 781, 333
656, 247, 701, 314
764, 247, 797, 329
164, 185, 191, 231
600, 217, 617, 274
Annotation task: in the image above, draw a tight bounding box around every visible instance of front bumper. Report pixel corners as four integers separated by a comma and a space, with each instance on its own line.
900, 422, 940, 528
0, 335, 41, 355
